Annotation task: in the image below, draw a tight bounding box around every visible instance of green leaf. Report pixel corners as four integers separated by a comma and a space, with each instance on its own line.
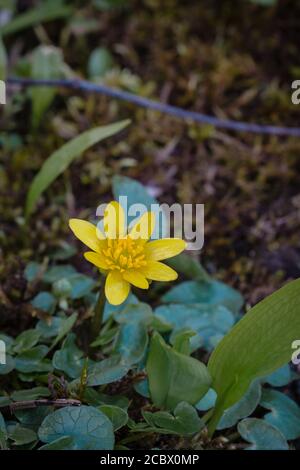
98, 405, 128, 431
24, 262, 42, 282
237, 418, 288, 450
36, 316, 66, 339
155, 303, 234, 351
217, 381, 261, 430
0, 412, 7, 449
0, 36, 7, 81
8, 424, 37, 445
143, 402, 204, 436
30, 46, 64, 128
1, 0, 72, 36
103, 293, 138, 321
12, 387, 50, 402
260, 389, 300, 440
43, 264, 76, 283
31, 292, 56, 314
38, 406, 114, 450
113, 302, 153, 325
13, 329, 41, 354
170, 329, 197, 355
39, 436, 74, 450
87, 355, 130, 386
146, 332, 211, 410
112, 175, 167, 238
15, 407, 51, 432
50, 313, 78, 350
162, 280, 243, 314
166, 253, 210, 282
264, 364, 293, 387
68, 274, 96, 300
115, 321, 148, 365
52, 333, 84, 378
15, 346, 52, 373
207, 279, 300, 435
196, 388, 217, 411
26, 120, 130, 217
88, 47, 114, 78
0, 355, 15, 375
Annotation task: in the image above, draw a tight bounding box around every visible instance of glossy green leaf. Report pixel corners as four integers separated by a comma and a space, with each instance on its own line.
38, 406, 114, 450
238, 418, 288, 450
26, 120, 130, 217
12, 387, 50, 402
207, 279, 300, 434
264, 364, 293, 387
155, 303, 234, 351
146, 332, 211, 410
8, 424, 37, 445
39, 436, 74, 450
43, 265, 76, 283
98, 405, 128, 431
162, 280, 243, 314
50, 313, 78, 350
196, 388, 217, 411
260, 389, 300, 440
115, 321, 148, 365
52, 333, 84, 378
143, 402, 204, 436
15, 346, 52, 373
217, 380, 261, 430
87, 355, 130, 386
31, 292, 56, 314
13, 329, 41, 354
170, 329, 197, 355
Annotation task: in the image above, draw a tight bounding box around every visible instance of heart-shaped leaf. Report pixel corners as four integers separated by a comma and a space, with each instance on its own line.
146, 332, 211, 410
38, 406, 114, 450
217, 380, 261, 430
238, 418, 288, 450
52, 333, 84, 378
143, 402, 204, 436
162, 280, 243, 314
260, 389, 300, 440
87, 355, 130, 386
115, 321, 148, 365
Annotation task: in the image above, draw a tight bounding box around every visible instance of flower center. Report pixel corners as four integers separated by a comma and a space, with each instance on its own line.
102, 237, 147, 272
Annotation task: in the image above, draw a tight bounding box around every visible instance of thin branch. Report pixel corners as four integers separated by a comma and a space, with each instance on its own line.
7, 77, 300, 138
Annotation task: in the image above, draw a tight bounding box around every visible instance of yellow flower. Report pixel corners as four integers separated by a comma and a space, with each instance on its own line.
69, 201, 186, 305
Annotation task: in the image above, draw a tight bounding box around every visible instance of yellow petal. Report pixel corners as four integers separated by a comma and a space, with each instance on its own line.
105, 270, 130, 305
103, 201, 126, 239
123, 270, 149, 289
140, 261, 178, 281
129, 212, 155, 241
145, 238, 186, 261
69, 219, 105, 252
84, 251, 108, 270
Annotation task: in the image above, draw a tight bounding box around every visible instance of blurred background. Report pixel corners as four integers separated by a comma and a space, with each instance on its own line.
1, 0, 300, 309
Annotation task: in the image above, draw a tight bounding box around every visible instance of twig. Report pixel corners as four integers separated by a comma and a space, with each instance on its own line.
10, 398, 81, 412
7, 77, 300, 137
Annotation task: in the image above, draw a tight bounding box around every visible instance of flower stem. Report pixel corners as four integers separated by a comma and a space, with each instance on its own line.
91, 277, 106, 340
